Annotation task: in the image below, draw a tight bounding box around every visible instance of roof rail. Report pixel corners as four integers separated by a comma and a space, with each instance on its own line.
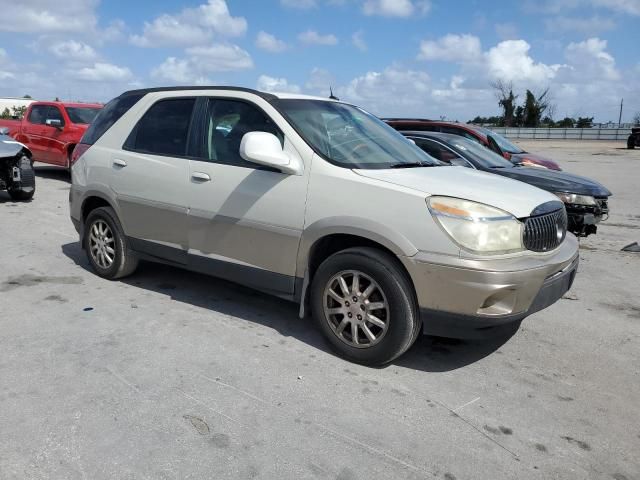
118, 86, 278, 102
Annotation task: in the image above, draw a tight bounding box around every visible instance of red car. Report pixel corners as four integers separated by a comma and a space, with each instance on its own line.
0, 101, 102, 168
384, 119, 562, 170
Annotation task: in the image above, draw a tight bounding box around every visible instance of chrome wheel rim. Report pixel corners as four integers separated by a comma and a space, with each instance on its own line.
89, 219, 115, 269
323, 270, 390, 349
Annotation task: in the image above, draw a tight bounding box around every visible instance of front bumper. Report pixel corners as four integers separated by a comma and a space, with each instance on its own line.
566, 198, 609, 237
399, 235, 579, 338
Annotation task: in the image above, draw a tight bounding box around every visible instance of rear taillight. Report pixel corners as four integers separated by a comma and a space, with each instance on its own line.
70, 143, 90, 166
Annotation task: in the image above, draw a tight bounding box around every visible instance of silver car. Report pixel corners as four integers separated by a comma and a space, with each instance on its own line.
69, 87, 579, 365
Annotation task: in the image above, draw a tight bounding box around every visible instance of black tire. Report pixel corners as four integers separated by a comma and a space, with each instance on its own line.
84, 206, 139, 280
628, 137, 636, 150
7, 156, 35, 201
310, 247, 420, 366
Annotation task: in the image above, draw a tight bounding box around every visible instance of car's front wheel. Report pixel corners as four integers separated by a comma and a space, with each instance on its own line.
7, 156, 35, 201
310, 247, 420, 366
628, 137, 636, 150
84, 207, 138, 280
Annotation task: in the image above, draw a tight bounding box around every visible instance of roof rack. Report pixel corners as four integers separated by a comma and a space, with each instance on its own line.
118, 86, 278, 102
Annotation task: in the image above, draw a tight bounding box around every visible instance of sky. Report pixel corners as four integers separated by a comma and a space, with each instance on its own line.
0, 0, 638, 122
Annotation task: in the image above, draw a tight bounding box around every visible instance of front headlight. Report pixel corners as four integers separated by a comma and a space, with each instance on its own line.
428, 196, 524, 254
554, 192, 596, 206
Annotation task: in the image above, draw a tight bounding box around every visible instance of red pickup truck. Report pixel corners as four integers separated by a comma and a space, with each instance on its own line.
0, 101, 102, 168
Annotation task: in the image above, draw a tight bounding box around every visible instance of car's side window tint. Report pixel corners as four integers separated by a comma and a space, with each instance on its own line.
47, 107, 65, 126
28, 106, 49, 125
413, 139, 462, 164
200, 99, 283, 167
125, 98, 196, 157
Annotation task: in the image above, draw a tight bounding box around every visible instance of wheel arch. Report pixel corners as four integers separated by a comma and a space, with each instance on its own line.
296, 218, 419, 317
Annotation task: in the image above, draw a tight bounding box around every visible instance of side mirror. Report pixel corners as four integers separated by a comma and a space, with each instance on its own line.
0, 127, 9, 135
240, 132, 300, 175
45, 119, 63, 129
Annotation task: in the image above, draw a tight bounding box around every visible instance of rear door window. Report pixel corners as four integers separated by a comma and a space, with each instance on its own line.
125, 98, 196, 157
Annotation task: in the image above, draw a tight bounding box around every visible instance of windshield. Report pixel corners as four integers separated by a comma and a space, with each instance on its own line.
477, 127, 524, 154
65, 107, 101, 124
276, 99, 439, 169
445, 136, 515, 169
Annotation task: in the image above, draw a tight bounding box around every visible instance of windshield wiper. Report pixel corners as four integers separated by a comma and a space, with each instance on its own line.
389, 162, 432, 169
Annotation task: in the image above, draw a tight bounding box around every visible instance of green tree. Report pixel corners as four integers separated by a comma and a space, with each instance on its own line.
576, 117, 594, 128
522, 89, 551, 127
491, 80, 517, 127
11, 106, 27, 119
556, 117, 575, 128
0, 107, 12, 119
633, 112, 640, 126
23, 94, 32, 99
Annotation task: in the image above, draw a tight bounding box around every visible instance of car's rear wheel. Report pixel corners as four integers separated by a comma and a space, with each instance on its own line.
84, 206, 138, 279
628, 137, 636, 150
7, 156, 35, 201
310, 247, 420, 366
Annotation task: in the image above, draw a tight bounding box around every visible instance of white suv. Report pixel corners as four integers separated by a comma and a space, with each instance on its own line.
70, 87, 579, 365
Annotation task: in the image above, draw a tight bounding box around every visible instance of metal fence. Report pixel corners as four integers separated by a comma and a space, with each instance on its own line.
490, 127, 630, 141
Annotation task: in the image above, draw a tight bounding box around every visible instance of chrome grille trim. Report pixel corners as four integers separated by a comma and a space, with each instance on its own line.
523, 207, 568, 252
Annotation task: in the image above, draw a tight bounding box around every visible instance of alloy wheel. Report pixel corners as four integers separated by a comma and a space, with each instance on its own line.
323, 270, 390, 348
89, 219, 115, 269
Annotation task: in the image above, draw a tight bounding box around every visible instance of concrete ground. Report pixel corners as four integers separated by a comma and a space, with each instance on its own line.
0, 140, 638, 480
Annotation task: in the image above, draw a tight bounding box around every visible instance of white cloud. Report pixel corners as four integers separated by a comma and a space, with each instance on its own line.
545, 15, 616, 33
362, 0, 430, 17
186, 44, 253, 72
495, 23, 519, 40
565, 37, 619, 80
352, 30, 367, 51
151, 43, 253, 84
130, 0, 247, 48
151, 57, 211, 84
0, 0, 98, 33
418, 34, 482, 62
257, 75, 301, 93
337, 66, 431, 114
256, 31, 288, 53
485, 40, 564, 84
77, 62, 132, 82
591, 0, 640, 14
48, 40, 97, 62
305, 67, 335, 95
298, 30, 338, 46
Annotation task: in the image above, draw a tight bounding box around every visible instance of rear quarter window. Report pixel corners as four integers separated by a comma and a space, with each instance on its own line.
81, 93, 144, 145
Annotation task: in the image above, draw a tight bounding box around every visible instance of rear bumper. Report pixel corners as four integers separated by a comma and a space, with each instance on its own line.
399, 235, 579, 338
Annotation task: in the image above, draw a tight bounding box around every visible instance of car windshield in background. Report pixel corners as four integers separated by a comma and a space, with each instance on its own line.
66, 107, 101, 124
446, 136, 515, 169
277, 99, 439, 169
477, 127, 525, 154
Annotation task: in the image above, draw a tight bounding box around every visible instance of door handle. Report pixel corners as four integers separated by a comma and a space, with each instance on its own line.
191, 172, 211, 182
113, 159, 127, 168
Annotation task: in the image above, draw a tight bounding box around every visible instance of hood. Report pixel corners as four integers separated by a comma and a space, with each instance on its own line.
354, 166, 557, 218
495, 167, 611, 197
0, 134, 27, 158
510, 152, 561, 171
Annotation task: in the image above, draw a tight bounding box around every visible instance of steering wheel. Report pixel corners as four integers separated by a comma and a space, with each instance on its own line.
350, 142, 372, 158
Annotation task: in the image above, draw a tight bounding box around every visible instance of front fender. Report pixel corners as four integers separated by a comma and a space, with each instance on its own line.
296, 216, 419, 278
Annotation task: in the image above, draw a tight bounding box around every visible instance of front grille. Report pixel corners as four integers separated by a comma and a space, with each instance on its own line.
523, 208, 568, 252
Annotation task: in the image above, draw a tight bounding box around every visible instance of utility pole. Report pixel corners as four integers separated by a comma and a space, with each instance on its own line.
618, 98, 623, 127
